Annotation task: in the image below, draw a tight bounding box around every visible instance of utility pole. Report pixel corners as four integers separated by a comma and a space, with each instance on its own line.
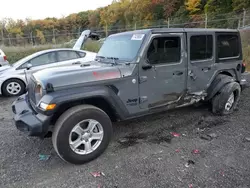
8, 34, 11, 46
205, 13, 208, 28
30, 32, 33, 46
1, 27, 4, 46
105, 22, 108, 37
168, 18, 170, 28
243, 8, 246, 27
53, 28, 56, 44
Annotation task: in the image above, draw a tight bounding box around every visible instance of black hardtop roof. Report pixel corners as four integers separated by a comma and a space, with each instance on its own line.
110, 28, 239, 36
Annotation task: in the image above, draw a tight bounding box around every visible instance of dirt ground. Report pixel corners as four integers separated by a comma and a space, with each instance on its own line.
1, 75, 250, 188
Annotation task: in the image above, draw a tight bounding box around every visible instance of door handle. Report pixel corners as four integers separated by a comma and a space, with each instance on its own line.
72, 61, 81, 65
202, 67, 211, 72
173, 71, 183, 76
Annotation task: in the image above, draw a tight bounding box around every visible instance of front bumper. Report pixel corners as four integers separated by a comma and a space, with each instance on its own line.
12, 94, 51, 137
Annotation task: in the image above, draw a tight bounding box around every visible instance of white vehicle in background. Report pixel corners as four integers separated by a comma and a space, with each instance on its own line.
0, 49, 9, 67
0, 30, 99, 97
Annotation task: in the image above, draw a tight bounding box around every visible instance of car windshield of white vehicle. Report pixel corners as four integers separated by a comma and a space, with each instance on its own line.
96, 33, 145, 62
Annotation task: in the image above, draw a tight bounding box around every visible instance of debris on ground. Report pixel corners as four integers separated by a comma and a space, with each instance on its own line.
200, 134, 213, 141
91, 172, 105, 178
118, 138, 128, 143
91, 172, 101, 177
220, 170, 225, 177
197, 128, 205, 132
175, 149, 180, 153
185, 160, 195, 167
192, 149, 200, 154
189, 184, 193, 188
171, 132, 180, 137
243, 137, 250, 142
208, 133, 217, 138
200, 133, 218, 141
38, 154, 50, 161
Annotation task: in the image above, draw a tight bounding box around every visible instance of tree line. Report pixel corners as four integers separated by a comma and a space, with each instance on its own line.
1, 0, 250, 46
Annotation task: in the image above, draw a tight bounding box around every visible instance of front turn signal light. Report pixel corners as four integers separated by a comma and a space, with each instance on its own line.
40, 102, 56, 111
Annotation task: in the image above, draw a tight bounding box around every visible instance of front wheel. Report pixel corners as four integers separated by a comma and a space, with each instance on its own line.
2, 79, 26, 97
212, 82, 241, 115
52, 104, 113, 164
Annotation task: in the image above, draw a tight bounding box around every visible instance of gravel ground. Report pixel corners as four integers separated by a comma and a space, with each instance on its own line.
1, 75, 250, 188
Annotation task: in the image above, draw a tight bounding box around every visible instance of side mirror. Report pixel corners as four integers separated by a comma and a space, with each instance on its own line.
26, 63, 32, 70
142, 59, 152, 70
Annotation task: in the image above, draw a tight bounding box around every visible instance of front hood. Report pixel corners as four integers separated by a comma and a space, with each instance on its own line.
33, 61, 122, 88
0, 65, 12, 73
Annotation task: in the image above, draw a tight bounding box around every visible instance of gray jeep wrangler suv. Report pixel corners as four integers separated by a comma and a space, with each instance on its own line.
12, 28, 247, 164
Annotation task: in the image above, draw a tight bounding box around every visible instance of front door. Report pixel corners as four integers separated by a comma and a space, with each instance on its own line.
186, 32, 216, 92
16, 52, 59, 82
139, 33, 187, 109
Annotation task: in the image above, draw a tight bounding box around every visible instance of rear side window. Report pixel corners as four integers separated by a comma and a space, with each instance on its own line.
190, 35, 213, 61
57, 51, 80, 62
217, 34, 240, 59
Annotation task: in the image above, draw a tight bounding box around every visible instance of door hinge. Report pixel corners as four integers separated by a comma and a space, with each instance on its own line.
139, 76, 147, 84
139, 96, 148, 103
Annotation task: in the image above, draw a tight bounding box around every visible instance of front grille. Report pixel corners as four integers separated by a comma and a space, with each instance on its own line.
28, 78, 37, 104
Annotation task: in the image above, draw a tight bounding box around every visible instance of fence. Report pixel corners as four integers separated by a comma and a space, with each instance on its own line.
1, 10, 250, 47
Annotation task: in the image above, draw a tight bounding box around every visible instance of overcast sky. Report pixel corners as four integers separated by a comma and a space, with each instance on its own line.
0, 0, 113, 20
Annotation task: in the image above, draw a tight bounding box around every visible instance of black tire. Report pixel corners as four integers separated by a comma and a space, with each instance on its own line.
2, 78, 26, 97
212, 82, 241, 115
52, 104, 113, 165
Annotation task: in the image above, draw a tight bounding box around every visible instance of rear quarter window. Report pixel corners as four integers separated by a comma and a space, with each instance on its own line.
78, 52, 86, 58
217, 34, 240, 60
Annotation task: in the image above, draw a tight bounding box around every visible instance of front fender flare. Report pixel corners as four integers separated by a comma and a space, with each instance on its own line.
39, 85, 129, 120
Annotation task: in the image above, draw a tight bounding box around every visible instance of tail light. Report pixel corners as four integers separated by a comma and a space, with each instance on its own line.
242, 63, 246, 73
3, 56, 7, 61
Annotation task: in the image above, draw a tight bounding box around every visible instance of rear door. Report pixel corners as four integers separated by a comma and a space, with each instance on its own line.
187, 32, 216, 92
56, 50, 83, 66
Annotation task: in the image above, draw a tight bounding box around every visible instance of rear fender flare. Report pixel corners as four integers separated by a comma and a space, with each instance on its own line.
206, 74, 236, 101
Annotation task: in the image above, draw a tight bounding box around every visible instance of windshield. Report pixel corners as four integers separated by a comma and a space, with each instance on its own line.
97, 33, 145, 61
11, 51, 45, 68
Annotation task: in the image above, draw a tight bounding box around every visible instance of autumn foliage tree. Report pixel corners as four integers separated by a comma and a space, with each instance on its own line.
0, 0, 250, 46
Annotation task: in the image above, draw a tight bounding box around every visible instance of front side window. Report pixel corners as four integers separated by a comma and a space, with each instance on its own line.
217, 34, 239, 59
57, 51, 80, 62
27, 52, 57, 67
147, 36, 181, 64
97, 33, 145, 61
190, 35, 213, 61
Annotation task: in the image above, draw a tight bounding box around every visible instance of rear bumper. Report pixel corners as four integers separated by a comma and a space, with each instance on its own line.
240, 78, 248, 90
12, 94, 51, 137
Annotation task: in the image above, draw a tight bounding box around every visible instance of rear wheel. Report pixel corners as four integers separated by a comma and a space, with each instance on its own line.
52, 104, 113, 164
2, 79, 26, 97
212, 82, 241, 115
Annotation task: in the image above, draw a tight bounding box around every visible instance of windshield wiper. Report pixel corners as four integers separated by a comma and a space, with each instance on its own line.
95, 56, 119, 65
107, 57, 119, 65
95, 55, 105, 61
